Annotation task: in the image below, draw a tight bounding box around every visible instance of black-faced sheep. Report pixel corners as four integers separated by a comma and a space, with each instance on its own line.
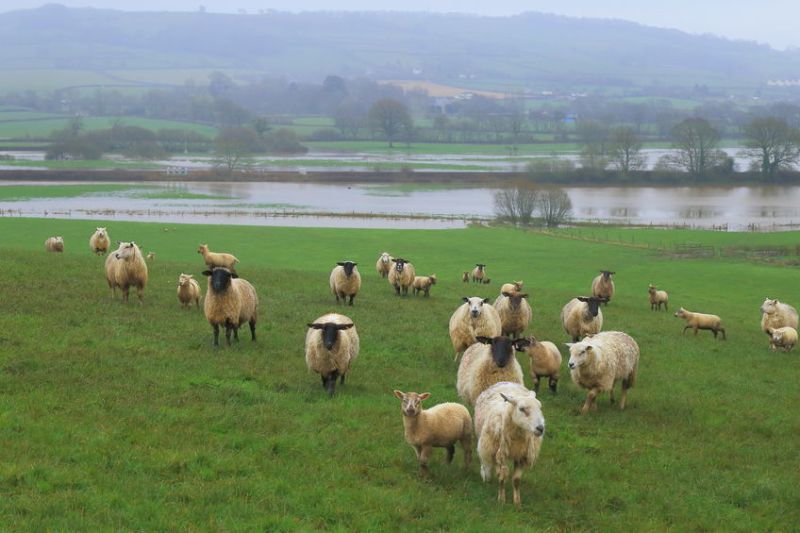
471, 263, 487, 283
449, 297, 502, 360
202, 267, 258, 347
330, 261, 361, 305
560, 296, 606, 342
388, 258, 416, 296
305, 313, 359, 396
674, 307, 726, 340
456, 336, 525, 406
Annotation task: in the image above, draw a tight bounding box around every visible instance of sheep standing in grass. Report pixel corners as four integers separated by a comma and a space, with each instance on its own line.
197, 244, 239, 272
767, 327, 797, 352
203, 267, 258, 347
45, 236, 64, 252
305, 313, 359, 396
462, 271, 470, 283
376, 252, 393, 278
760, 299, 798, 342
500, 281, 523, 294
591, 270, 615, 304
146, 251, 156, 262
89, 227, 109, 255
105, 241, 148, 304
393, 390, 472, 476
648, 284, 669, 311
177, 273, 201, 309
457, 336, 525, 406
674, 307, 726, 339
474, 382, 545, 508
471, 263, 487, 283
388, 258, 416, 296
412, 274, 437, 297
516, 336, 562, 394
330, 261, 361, 305
567, 331, 639, 415
561, 296, 606, 342
494, 291, 532, 338
449, 297, 502, 360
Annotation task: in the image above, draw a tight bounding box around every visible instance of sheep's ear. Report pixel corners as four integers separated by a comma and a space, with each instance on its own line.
462, 297, 469, 303
501, 291, 512, 297
202, 270, 213, 276
475, 336, 492, 344
308, 323, 323, 329
230, 272, 239, 278
500, 393, 517, 405
585, 345, 594, 352
418, 392, 431, 401
336, 262, 344, 266
336, 323, 354, 330
482, 298, 490, 304
520, 293, 529, 299
352, 262, 358, 266
565, 342, 574, 348
393, 390, 404, 399
577, 296, 588, 302
514, 338, 531, 351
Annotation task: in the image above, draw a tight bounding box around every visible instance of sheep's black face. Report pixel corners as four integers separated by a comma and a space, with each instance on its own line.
393, 259, 406, 272
578, 296, 605, 316
506, 293, 528, 310
601, 270, 615, 280
308, 322, 355, 350
338, 261, 357, 276
477, 336, 515, 368
204, 268, 237, 292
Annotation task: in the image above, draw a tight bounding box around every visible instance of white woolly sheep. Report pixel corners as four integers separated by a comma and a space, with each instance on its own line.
500, 281, 523, 294
591, 270, 615, 304
89, 227, 109, 255
760, 298, 798, 341
471, 263, 487, 283
330, 261, 361, 305
202, 267, 258, 347
474, 382, 545, 508
767, 326, 797, 352
457, 335, 525, 406
376, 252, 393, 278
305, 313, 359, 396
177, 273, 201, 309
449, 297, 502, 360
392, 390, 472, 475
146, 251, 156, 262
567, 331, 639, 415
197, 243, 239, 271
674, 307, 726, 340
412, 274, 437, 297
105, 241, 148, 304
45, 236, 64, 252
494, 291, 532, 338
560, 296, 606, 342
388, 258, 416, 296
648, 284, 669, 311
515, 335, 562, 395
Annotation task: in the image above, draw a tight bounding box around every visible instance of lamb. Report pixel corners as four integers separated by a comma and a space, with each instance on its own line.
760, 299, 799, 340
674, 307, 726, 340
471, 263, 487, 283
591, 270, 615, 304
146, 251, 156, 262
412, 274, 437, 297
474, 382, 545, 508
177, 273, 201, 309
104, 241, 148, 304
456, 336, 525, 406
89, 227, 109, 255
197, 244, 239, 272
462, 271, 470, 283
202, 267, 258, 347
376, 252, 393, 278
560, 296, 606, 342
45, 236, 64, 252
494, 291, 532, 338
767, 327, 797, 352
329, 261, 361, 305
392, 390, 472, 475
305, 313, 359, 396
648, 284, 669, 311
449, 297, 502, 360
515, 335, 562, 394
388, 258, 416, 296
567, 331, 639, 415
500, 281, 524, 294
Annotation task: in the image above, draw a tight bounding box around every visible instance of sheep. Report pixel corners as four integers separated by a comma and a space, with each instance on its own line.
45, 236, 64, 252
500, 281, 524, 294
591, 270, 615, 304
305, 313, 359, 396
89, 227, 109, 255
197, 244, 239, 272
560, 296, 606, 342
177, 273, 201, 309
767, 327, 797, 352
376, 252, 393, 278
648, 284, 669, 311
462, 271, 470, 283
202, 267, 258, 347
494, 291, 532, 338
388, 258, 416, 296
329, 261, 361, 305
674, 307, 726, 340
392, 390, 472, 475
449, 297, 502, 360
760, 299, 799, 341
456, 336, 525, 406
412, 274, 437, 297
146, 251, 156, 262
567, 331, 639, 415
515, 335, 562, 395
104, 241, 148, 304
471, 263, 487, 283
474, 382, 545, 508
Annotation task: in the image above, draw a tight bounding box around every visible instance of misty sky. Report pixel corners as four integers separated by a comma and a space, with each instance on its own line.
2, 1, 798, 50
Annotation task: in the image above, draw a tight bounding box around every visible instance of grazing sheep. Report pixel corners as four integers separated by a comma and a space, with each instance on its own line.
674, 307, 726, 340
760, 299, 799, 341
412, 274, 437, 297
462, 271, 470, 283
202, 267, 258, 347
45, 236, 64, 252
591, 270, 615, 304
177, 273, 201, 309
648, 284, 669, 311
388, 258, 416, 296
567, 331, 639, 415
494, 291, 532, 338
500, 281, 524, 294
516, 335, 562, 394
376, 252, 393, 278
392, 390, 472, 475
471, 263, 487, 283
560, 296, 606, 342
146, 251, 156, 262
767, 327, 797, 352
449, 297, 502, 360
89, 227, 109, 255
457, 336, 525, 406
330, 261, 361, 305
104, 241, 148, 304
197, 244, 239, 272
305, 313, 359, 396
474, 382, 545, 508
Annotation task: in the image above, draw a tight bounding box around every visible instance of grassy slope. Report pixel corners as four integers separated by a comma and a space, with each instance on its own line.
0, 115, 216, 140
0, 218, 798, 530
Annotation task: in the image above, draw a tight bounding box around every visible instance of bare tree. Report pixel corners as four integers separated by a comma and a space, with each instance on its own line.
577, 119, 609, 170
670, 118, 722, 177
214, 126, 261, 175
537, 189, 573, 227
743, 117, 800, 180
493, 183, 538, 225
368, 98, 413, 148
609, 126, 645, 175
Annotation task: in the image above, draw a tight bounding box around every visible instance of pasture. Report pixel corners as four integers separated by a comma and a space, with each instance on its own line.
0, 218, 797, 530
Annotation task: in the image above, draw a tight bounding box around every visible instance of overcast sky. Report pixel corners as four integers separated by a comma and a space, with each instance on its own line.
2, 1, 798, 50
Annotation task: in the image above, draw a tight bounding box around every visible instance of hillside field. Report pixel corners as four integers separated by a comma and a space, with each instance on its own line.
0, 218, 798, 530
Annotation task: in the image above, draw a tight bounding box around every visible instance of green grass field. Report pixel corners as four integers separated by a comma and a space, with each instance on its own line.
0, 114, 216, 140
0, 218, 798, 530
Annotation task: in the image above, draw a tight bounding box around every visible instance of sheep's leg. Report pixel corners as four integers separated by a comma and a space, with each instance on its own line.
532, 375, 541, 393
334, 292, 340, 304
136, 285, 144, 305
212, 324, 220, 347
339, 372, 345, 385
549, 377, 558, 395
394, 284, 400, 296
719, 328, 726, 340
233, 327, 240, 342
512, 461, 524, 508
224, 325, 233, 346
249, 320, 256, 341
620, 377, 631, 410
693, 326, 699, 336
418, 446, 432, 476
461, 436, 472, 468
609, 385, 616, 405
664, 302, 668, 311
581, 389, 599, 415
682, 325, 690, 335
122, 287, 130, 303
325, 370, 339, 396
497, 463, 508, 503
348, 294, 354, 306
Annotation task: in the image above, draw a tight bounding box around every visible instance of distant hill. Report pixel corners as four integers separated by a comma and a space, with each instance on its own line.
1, 4, 799, 91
